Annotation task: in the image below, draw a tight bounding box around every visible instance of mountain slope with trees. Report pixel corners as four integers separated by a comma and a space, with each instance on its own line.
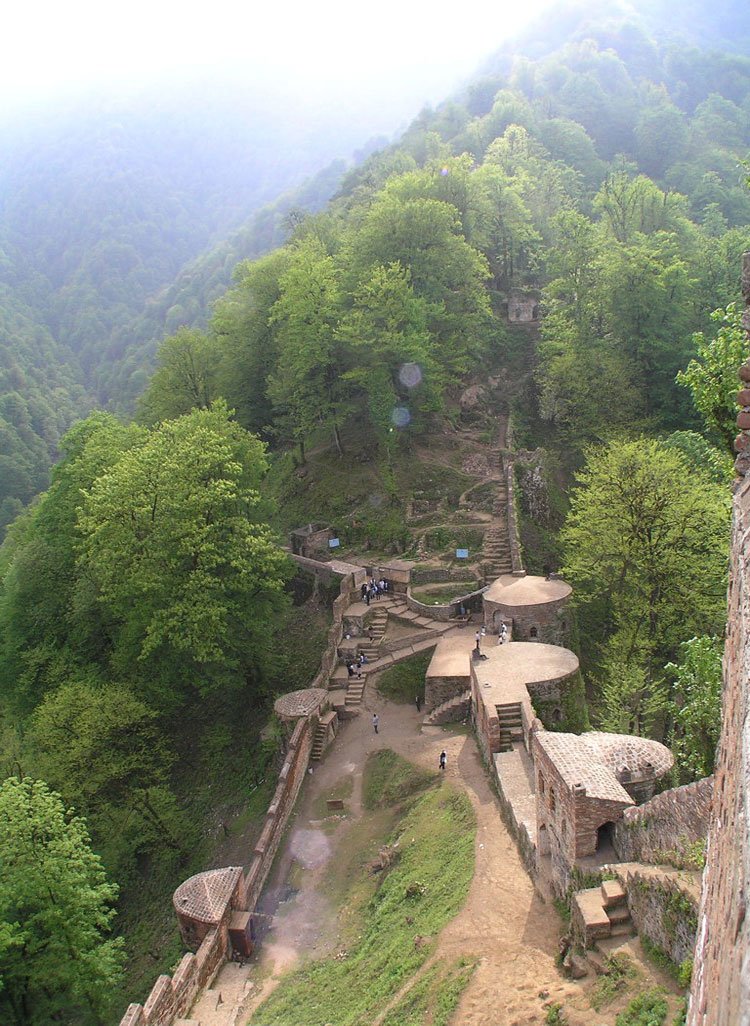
0, 2, 748, 1018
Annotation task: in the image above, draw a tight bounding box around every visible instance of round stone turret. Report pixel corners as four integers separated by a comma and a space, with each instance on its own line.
483, 573, 571, 644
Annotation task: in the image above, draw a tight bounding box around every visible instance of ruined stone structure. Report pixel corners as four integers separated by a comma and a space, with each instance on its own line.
289, 522, 335, 558
613, 776, 713, 867
482, 573, 571, 643
507, 290, 540, 323
688, 251, 750, 1026
533, 732, 673, 892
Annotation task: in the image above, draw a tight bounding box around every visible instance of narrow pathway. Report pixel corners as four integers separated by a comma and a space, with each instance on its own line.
191, 676, 673, 1026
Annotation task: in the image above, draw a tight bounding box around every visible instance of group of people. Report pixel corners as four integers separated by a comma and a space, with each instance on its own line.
361, 577, 389, 605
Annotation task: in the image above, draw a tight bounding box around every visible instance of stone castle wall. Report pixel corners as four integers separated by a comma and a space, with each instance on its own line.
625, 869, 698, 969
688, 251, 750, 1026
119, 556, 361, 1025
613, 777, 712, 868
120, 718, 313, 1026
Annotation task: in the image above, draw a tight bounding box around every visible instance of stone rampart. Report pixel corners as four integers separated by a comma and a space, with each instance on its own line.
119, 711, 314, 1026
613, 778, 712, 868
688, 251, 750, 1026
621, 868, 699, 968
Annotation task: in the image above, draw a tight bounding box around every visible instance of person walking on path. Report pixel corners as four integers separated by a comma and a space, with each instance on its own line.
475, 629, 481, 653
372, 713, 379, 734
415, 694, 421, 712
439, 750, 447, 771
497, 621, 507, 645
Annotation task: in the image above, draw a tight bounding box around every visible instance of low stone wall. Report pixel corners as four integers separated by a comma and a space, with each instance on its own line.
406, 585, 485, 622
623, 868, 699, 967
406, 591, 456, 621
121, 718, 313, 1026
613, 778, 712, 868
425, 674, 471, 713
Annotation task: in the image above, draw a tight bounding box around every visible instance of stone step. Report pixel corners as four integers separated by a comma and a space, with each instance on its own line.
607, 905, 631, 926
609, 922, 637, 938
601, 879, 627, 909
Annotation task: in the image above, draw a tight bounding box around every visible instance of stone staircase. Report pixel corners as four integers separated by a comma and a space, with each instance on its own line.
311, 720, 327, 760
574, 879, 635, 949
482, 482, 513, 582
423, 689, 472, 726
497, 701, 523, 751
358, 605, 388, 661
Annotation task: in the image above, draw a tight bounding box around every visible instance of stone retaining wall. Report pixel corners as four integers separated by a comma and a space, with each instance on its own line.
120, 718, 313, 1026
624, 869, 699, 967
689, 251, 750, 1026
425, 674, 471, 713
406, 586, 485, 621
613, 778, 712, 868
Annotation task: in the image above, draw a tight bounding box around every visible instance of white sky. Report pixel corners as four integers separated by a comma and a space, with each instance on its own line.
2, 0, 556, 123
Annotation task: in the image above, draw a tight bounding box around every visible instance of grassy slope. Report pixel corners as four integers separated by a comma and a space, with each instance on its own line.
249, 751, 476, 1026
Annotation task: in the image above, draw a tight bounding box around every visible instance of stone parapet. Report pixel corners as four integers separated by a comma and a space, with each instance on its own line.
613, 777, 712, 867
689, 250, 750, 1026
617, 864, 700, 969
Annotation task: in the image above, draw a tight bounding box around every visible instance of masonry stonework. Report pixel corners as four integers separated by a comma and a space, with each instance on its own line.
613, 777, 713, 867
689, 253, 750, 1026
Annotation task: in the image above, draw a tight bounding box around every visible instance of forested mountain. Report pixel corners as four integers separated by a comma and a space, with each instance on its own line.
0, 85, 377, 534
0, 2, 749, 1021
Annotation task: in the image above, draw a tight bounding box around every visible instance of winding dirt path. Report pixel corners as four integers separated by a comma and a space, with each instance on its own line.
196, 682, 678, 1026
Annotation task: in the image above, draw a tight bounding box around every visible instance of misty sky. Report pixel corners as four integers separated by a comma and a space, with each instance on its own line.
4, 0, 555, 128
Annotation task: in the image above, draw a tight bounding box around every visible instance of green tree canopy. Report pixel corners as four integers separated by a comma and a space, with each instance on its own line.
77, 402, 290, 702
0, 777, 124, 1025
666, 635, 723, 782
676, 303, 749, 450
561, 438, 730, 691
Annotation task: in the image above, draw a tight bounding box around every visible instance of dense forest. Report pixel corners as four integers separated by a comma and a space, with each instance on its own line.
0, 85, 377, 535
1, 1, 749, 1021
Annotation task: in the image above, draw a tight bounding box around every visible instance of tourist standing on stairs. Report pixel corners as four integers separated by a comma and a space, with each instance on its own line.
372, 713, 379, 734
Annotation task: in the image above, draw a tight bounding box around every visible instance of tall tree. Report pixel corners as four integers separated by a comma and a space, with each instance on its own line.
266, 236, 346, 459
0, 777, 124, 1025
676, 303, 749, 450
77, 402, 290, 705
561, 438, 730, 689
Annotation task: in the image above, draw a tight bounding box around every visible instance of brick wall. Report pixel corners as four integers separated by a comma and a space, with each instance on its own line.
119, 710, 314, 1026
613, 778, 712, 868
626, 871, 698, 967
425, 673, 471, 712
688, 251, 750, 1026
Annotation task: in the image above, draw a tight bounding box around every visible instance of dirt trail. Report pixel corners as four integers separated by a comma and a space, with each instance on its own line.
195, 683, 677, 1026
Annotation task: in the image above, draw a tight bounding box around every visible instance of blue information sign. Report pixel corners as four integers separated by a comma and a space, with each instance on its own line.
456, 548, 469, 559
329, 537, 341, 548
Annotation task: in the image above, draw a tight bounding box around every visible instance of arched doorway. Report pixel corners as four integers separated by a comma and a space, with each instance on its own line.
596, 821, 616, 853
